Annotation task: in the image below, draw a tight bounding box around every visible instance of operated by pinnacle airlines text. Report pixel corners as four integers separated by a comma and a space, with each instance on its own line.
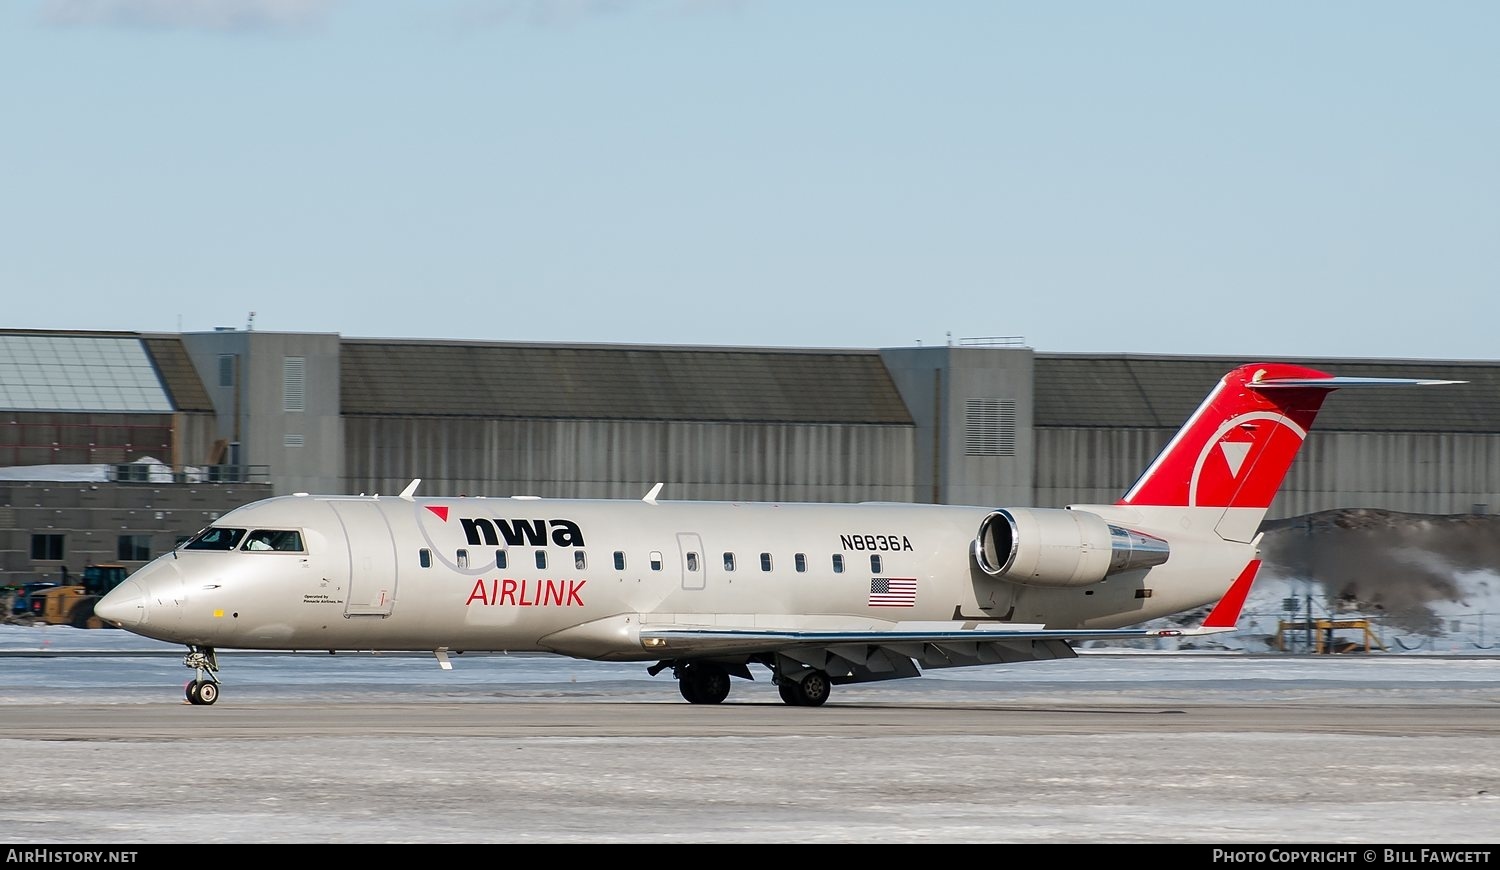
5, 852, 137, 864
1213, 851, 1492, 864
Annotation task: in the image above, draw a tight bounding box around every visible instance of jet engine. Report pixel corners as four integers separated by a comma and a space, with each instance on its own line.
969, 508, 1170, 588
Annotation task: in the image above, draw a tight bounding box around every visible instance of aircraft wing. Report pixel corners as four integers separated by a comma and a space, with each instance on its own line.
638, 620, 1226, 657
637, 620, 1225, 684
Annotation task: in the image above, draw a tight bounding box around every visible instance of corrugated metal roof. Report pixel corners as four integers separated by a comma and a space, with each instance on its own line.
340, 341, 916, 424
142, 337, 214, 412
1034, 355, 1500, 432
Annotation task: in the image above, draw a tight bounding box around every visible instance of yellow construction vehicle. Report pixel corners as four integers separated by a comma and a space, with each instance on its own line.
28, 564, 130, 629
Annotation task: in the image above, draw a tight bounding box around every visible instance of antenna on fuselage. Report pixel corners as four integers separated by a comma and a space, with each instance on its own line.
643, 482, 663, 505
400, 479, 421, 500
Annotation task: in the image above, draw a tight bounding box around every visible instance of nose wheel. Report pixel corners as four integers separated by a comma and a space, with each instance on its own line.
182, 646, 221, 706
185, 679, 219, 705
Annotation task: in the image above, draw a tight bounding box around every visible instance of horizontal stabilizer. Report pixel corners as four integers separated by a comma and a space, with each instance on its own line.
1249, 375, 1466, 389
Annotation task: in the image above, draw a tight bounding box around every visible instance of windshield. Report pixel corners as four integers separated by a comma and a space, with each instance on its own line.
241, 530, 305, 552
183, 527, 246, 551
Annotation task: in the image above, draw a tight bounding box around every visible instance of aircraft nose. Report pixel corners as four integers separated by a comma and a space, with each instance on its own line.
94, 578, 147, 628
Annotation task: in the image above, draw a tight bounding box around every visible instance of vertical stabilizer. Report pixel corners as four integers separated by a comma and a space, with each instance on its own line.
1117, 364, 1463, 543
1118, 364, 1337, 542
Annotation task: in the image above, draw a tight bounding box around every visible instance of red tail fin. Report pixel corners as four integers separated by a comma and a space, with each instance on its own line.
1118, 363, 1336, 510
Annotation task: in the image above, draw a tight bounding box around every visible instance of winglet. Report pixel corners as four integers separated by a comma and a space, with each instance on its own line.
399, 479, 421, 500
643, 482, 663, 505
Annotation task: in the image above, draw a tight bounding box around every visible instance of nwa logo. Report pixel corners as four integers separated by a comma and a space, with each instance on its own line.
1188, 411, 1307, 508
459, 517, 585, 548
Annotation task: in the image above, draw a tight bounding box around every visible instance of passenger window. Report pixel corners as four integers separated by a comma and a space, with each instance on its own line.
649, 551, 664, 571
723, 552, 736, 571
871, 554, 883, 573
457, 549, 469, 569
575, 550, 587, 569
832, 554, 845, 574
794, 553, 807, 573
760, 552, 773, 572
535, 551, 547, 569
496, 550, 508, 569
686, 552, 699, 572
614, 551, 626, 570
419, 549, 432, 568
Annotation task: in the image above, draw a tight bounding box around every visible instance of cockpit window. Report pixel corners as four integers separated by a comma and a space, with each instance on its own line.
241, 529, 305, 552
184, 527, 246, 551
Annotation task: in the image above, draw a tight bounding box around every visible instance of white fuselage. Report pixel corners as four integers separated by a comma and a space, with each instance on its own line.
98, 493, 1254, 659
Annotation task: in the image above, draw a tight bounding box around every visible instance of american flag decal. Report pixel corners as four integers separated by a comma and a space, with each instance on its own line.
868, 577, 917, 607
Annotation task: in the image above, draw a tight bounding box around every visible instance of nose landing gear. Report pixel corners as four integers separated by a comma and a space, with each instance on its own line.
182, 646, 221, 706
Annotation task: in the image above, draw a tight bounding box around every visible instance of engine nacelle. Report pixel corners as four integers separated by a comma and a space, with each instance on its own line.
970, 508, 1171, 588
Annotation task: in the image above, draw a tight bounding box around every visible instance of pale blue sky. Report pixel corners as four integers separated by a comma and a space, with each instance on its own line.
2, 1, 1496, 359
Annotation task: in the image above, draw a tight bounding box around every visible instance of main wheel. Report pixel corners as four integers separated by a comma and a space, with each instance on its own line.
779, 670, 831, 707
677, 663, 731, 704
798, 670, 830, 707
692, 664, 731, 704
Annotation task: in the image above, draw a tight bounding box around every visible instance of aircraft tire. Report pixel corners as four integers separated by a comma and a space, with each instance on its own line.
186, 680, 219, 706
677, 663, 730, 704
798, 671, 831, 707
694, 665, 731, 704
778, 671, 831, 707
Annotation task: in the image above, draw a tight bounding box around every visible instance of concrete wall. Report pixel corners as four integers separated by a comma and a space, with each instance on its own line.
180, 330, 343, 494
880, 345, 1034, 508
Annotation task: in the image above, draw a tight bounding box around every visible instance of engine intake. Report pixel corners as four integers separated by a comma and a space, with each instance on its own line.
970, 508, 1170, 588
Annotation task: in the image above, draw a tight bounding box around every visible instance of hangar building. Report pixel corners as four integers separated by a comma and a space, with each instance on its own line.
2, 327, 1496, 583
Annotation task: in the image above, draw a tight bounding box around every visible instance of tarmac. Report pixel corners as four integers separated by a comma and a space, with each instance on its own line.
2, 628, 1499, 845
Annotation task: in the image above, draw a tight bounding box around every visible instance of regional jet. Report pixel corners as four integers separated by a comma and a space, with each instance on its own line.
93, 363, 1461, 706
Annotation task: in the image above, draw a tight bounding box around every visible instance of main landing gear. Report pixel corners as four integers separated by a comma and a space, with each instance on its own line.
182, 645, 221, 706
651, 659, 832, 706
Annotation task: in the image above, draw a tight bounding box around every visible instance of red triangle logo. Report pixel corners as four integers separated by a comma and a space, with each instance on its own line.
425, 505, 449, 522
